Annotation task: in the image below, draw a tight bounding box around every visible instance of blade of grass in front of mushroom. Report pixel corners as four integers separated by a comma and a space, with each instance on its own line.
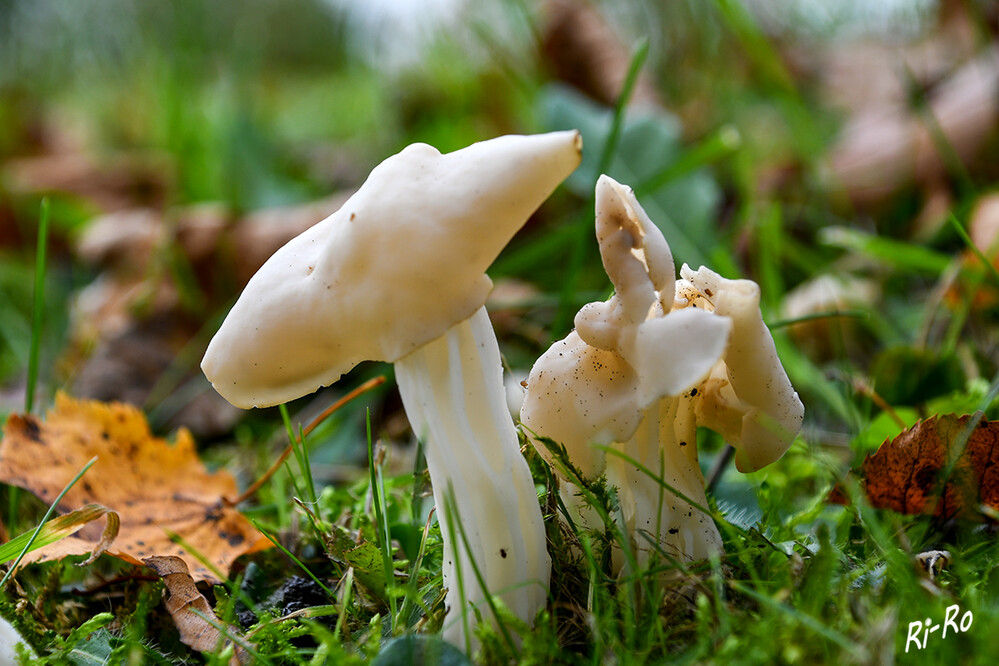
367, 408, 397, 629
534, 434, 645, 591
444, 485, 519, 659
441, 486, 472, 655
598, 445, 749, 542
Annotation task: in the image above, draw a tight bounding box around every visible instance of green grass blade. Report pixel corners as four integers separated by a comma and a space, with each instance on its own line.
710, 0, 796, 95
949, 212, 999, 288
635, 124, 741, 196
279, 404, 317, 505
249, 519, 334, 598
444, 485, 519, 658
553, 39, 649, 340
728, 579, 864, 658
367, 409, 397, 629
0, 502, 111, 564
0, 455, 98, 588
820, 227, 952, 274
595, 38, 649, 180
26, 197, 50, 414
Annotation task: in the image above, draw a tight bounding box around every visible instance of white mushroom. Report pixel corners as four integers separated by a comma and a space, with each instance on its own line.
201, 132, 582, 651
521, 175, 803, 568
0, 615, 34, 663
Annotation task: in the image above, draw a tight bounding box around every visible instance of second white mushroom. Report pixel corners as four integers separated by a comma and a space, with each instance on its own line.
521, 175, 803, 568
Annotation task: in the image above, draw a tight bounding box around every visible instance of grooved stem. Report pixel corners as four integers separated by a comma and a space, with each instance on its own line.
395, 306, 549, 650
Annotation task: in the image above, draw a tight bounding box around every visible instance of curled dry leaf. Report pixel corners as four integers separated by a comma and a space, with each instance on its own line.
0, 393, 269, 582
144, 555, 250, 664
830, 414, 999, 520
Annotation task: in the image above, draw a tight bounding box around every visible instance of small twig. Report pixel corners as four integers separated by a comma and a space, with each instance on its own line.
705, 444, 735, 494
851, 377, 906, 430
225, 446, 295, 508
224, 377, 385, 507
302, 376, 386, 439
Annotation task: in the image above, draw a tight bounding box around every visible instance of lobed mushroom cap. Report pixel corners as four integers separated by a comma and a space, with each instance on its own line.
522, 175, 730, 477
202, 131, 582, 408
681, 264, 805, 472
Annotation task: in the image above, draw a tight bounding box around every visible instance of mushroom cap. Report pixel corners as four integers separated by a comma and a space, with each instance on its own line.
680, 264, 805, 472
522, 175, 730, 478
203, 131, 582, 408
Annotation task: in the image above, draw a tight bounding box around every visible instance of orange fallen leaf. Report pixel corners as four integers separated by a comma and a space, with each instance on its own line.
144, 555, 250, 664
0, 393, 269, 581
831, 414, 999, 520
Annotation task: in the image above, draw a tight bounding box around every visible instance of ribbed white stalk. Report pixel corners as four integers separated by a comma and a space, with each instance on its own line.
611, 394, 722, 567
394, 306, 549, 651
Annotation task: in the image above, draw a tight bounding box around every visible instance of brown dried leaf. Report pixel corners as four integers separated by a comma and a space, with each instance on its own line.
144, 555, 250, 663
0, 393, 269, 581
3, 151, 172, 212
970, 193, 999, 260
825, 46, 999, 207
833, 414, 999, 520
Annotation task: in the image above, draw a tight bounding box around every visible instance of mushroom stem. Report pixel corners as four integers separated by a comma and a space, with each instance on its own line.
394, 306, 549, 650
611, 394, 722, 566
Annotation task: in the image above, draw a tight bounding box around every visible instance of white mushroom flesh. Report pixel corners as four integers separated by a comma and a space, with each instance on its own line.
201, 131, 583, 653
395, 306, 548, 648
522, 174, 802, 568
202, 132, 583, 409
